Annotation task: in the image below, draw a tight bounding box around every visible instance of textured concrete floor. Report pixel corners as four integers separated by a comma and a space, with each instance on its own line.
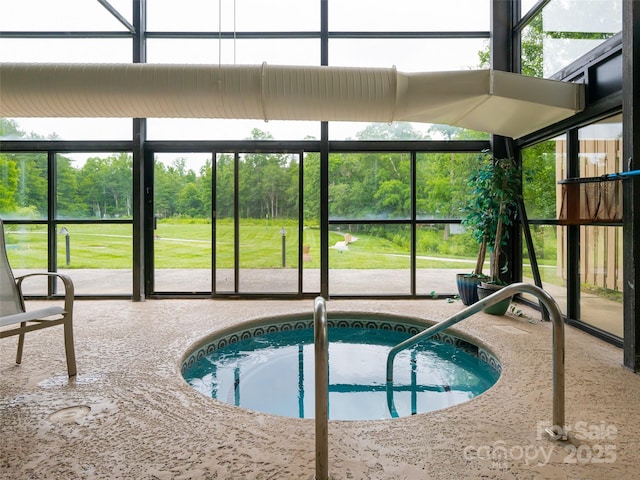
1, 297, 639, 479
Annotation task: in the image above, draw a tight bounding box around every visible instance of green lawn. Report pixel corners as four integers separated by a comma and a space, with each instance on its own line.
3, 221, 540, 272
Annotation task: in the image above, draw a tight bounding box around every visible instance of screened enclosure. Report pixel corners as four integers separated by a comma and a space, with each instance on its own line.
0, 1, 633, 356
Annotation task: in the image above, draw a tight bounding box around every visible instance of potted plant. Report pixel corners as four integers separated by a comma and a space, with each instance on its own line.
459, 153, 521, 313
455, 272, 488, 306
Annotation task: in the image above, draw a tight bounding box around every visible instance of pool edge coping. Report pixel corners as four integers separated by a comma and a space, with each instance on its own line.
179, 311, 502, 377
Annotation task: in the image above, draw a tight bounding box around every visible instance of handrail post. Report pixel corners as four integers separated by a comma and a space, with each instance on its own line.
313, 296, 330, 480
385, 283, 566, 440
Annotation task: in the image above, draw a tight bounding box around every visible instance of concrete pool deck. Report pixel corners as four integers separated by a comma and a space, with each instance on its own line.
1, 297, 639, 479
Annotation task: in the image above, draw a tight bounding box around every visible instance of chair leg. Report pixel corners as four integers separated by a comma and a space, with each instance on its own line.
63, 317, 77, 377
16, 322, 26, 365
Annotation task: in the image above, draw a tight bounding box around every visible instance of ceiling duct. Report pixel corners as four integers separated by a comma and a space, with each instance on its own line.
0, 62, 584, 139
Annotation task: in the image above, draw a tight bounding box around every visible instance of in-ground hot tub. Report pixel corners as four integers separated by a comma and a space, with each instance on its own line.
181, 314, 501, 420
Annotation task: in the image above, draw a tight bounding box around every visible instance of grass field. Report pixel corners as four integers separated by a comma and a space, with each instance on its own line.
3, 221, 562, 287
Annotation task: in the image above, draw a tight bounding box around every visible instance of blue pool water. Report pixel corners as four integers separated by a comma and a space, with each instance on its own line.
182, 323, 500, 420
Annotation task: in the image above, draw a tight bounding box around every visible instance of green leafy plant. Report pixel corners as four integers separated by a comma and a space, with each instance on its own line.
461, 153, 522, 283
509, 305, 538, 324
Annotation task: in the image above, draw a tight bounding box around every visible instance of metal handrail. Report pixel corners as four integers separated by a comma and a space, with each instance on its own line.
313, 296, 330, 480
385, 283, 567, 440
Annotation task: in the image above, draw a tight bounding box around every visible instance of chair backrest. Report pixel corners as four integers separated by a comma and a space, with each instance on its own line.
0, 219, 25, 317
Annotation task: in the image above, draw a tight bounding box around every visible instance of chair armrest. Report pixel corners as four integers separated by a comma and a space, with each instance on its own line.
15, 272, 75, 315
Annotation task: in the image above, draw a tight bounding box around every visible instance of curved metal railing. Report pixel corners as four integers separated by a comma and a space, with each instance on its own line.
385, 283, 567, 440
313, 296, 331, 480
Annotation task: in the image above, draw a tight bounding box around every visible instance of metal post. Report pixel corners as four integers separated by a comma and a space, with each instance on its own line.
59, 227, 70, 266
280, 227, 286, 268
65, 233, 70, 266
622, 0, 640, 372
313, 296, 330, 480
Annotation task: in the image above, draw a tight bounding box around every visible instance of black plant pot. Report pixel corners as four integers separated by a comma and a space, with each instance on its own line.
476, 283, 512, 315
456, 273, 486, 306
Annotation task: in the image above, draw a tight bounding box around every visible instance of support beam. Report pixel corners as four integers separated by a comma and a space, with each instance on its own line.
565, 130, 580, 323
132, 0, 147, 301
320, 0, 329, 298
133, 118, 146, 302
490, 0, 519, 285
490, 0, 514, 73
623, 0, 640, 372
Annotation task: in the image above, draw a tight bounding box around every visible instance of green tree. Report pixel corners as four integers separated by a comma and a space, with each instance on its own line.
0, 154, 19, 214
374, 179, 410, 217
329, 150, 413, 220
416, 152, 475, 219
0, 119, 27, 139
215, 153, 235, 219
328, 153, 369, 218
56, 154, 83, 217
240, 151, 297, 219
178, 183, 204, 217
522, 141, 557, 219
77, 154, 132, 218
355, 122, 427, 141
237, 129, 298, 220
428, 124, 462, 140
477, 13, 543, 77
521, 14, 544, 77
283, 155, 300, 218
302, 152, 320, 225
154, 157, 190, 218
198, 158, 213, 217
18, 153, 48, 216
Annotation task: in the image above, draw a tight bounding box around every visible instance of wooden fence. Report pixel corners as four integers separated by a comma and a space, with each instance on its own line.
555, 138, 623, 292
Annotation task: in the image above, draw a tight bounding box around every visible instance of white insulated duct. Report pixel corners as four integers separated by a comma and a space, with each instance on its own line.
0, 62, 584, 139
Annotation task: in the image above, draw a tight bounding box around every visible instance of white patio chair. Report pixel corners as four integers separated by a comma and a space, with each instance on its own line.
0, 220, 77, 377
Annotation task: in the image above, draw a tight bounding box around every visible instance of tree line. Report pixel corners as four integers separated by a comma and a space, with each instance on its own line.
1, 119, 556, 224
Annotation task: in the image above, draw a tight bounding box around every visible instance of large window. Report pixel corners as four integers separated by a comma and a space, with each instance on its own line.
0, 21, 132, 142
0, 0, 131, 31
326, 149, 491, 297
576, 116, 623, 338
520, 0, 622, 78
147, 0, 319, 32
329, 38, 486, 72
521, 114, 623, 340
328, 223, 412, 296
521, 138, 567, 313
154, 152, 212, 293
0, 148, 133, 296
0, 151, 48, 220
2, 0, 625, 310
329, 0, 490, 31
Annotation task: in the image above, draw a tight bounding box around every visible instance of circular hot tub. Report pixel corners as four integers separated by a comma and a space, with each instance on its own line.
181, 315, 501, 420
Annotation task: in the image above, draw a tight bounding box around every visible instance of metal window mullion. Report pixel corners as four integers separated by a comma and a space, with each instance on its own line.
319, 0, 329, 298
133, 0, 146, 64
320, 125, 329, 298
622, 0, 640, 371
298, 151, 304, 294
514, 0, 552, 33
133, 0, 147, 301
141, 144, 153, 299
234, 152, 240, 293
212, 152, 218, 296
566, 129, 581, 322
47, 151, 57, 296
410, 151, 417, 297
